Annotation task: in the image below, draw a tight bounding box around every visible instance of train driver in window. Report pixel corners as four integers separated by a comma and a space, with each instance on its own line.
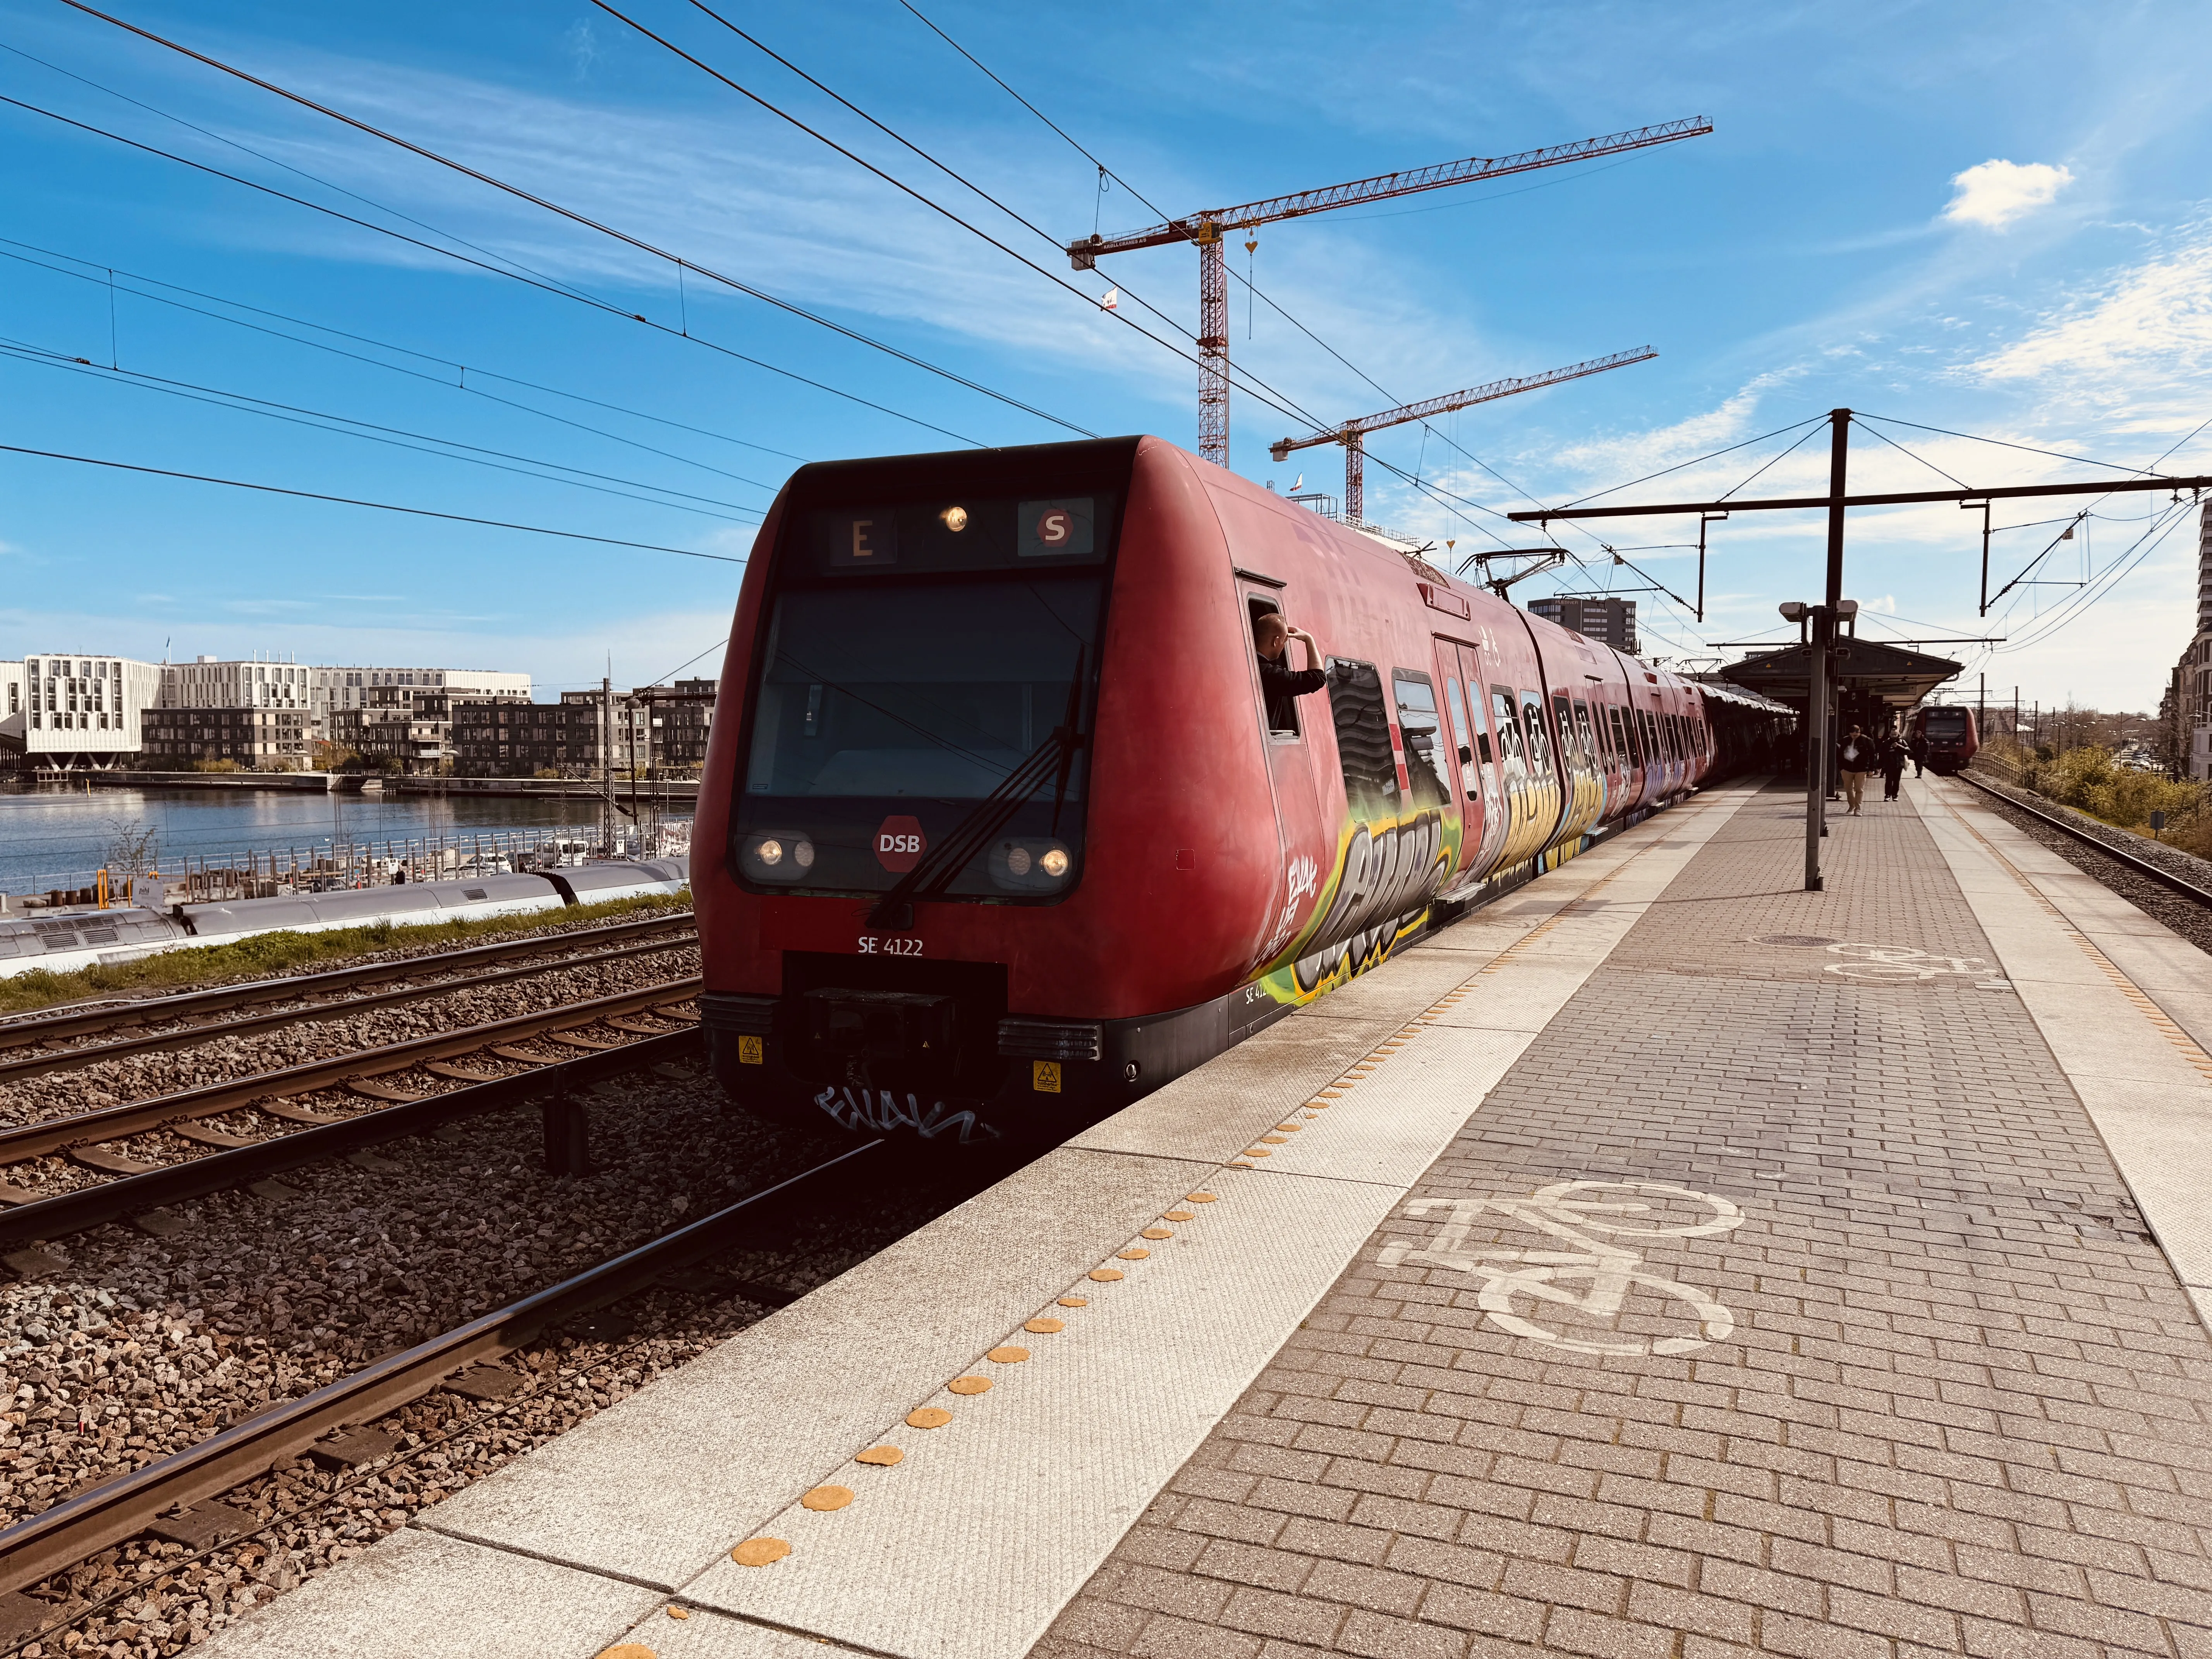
1254, 610, 1328, 734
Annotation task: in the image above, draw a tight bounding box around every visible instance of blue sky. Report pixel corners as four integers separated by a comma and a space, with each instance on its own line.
2, 1, 2207, 708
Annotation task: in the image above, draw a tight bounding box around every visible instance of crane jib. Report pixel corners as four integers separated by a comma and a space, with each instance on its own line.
1065, 118, 1712, 265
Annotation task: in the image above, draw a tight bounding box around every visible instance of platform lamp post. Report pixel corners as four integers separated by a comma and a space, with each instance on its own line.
1778, 596, 1859, 891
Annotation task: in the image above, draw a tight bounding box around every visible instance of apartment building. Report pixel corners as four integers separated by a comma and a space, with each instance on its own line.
449, 684, 718, 778
1525, 595, 1640, 654
0, 654, 163, 770
161, 658, 531, 740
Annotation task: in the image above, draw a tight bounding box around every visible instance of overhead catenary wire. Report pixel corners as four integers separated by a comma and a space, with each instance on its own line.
0, 230, 802, 472
0, 90, 984, 447
59, 0, 1097, 440
0, 441, 749, 562
592, 0, 1337, 438
0, 337, 764, 522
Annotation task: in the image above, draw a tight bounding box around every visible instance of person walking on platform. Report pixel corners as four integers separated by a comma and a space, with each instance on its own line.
1881, 733, 1908, 802
1838, 724, 1875, 816
1908, 728, 1928, 778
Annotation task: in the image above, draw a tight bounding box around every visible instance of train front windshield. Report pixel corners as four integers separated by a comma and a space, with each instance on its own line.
732, 493, 1111, 901
1924, 709, 1969, 740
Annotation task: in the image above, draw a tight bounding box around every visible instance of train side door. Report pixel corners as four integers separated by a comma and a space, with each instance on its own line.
1243, 589, 1330, 967
1433, 641, 1492, 882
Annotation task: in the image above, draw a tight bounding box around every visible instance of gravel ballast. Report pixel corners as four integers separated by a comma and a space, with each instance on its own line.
0, 1053, 1008, 1656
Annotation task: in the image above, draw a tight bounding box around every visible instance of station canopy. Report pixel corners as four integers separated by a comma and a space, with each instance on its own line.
1718, 638, 1961, 711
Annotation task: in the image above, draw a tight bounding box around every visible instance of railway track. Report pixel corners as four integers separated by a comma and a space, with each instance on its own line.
0, 977, 705, 1249
0, 1138, 880, 1640
0, 909, 697, 1080
1954, 771, 2212, 907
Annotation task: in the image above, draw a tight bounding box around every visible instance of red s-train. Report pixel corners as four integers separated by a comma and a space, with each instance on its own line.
1908, 703, 1979, 775
694, 436, 1781, 1146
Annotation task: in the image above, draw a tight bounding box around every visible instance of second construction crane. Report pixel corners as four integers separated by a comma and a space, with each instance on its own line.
1066, 118, 1710, 467
1270, 347, 1657, 526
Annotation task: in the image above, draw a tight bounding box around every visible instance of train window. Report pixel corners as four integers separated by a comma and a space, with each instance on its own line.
736, 574, 1103, 897
1326, 658, 1401, 810
1442, 675, 1473, 764
1466, 682, 1494, 765
1391, 671, 1451, 809
1519, 691, 1553, 772
1552, 695, 1576, 766
1489, 687, 1525, 775
1572, 700, 1597, 768
1247, 597, 1299, 737
1606, 704, 1628, 763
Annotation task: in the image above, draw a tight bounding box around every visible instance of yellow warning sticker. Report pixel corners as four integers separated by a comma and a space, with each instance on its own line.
1032, 1060, 1061, 1093
738, 1035, 764, 1065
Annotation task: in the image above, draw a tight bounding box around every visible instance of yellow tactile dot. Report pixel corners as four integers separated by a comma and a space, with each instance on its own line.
1164, 1210, 1195, 1221
1243, 1148, 1273, 1158
668, 1606, 690, 1620
802, 1485, 854, 1511
1317, 1090, 1344, 1098
1260, 1135, 1288, 1144
855, 1446, 904, 1467
989, 1345, 1030, 1363
1118, 1247, 1150, 1260
1025, 1317, 1065, 1333
600, 1645, 657, 1659
1058, 1295, 1090, 1307
1275, 1123, 1302, 1132
1226, 1161, 1254, 1169
1306, 1102, 1331, 1110
1142, 1227, 1174, 1240
907, 1407, 952, 1428
1186, 1192, 1218, 1203
948, 1376, 993, 1395
731, 1538, 790, 1566
1089, 1267, 1124, 1282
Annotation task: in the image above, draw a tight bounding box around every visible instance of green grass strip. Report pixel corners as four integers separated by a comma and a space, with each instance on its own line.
0, 891, 693, 1018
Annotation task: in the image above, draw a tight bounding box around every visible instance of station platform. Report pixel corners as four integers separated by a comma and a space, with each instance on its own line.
201, 773, 2212, 1659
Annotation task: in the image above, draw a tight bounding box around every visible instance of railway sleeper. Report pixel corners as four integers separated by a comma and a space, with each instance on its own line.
0, 1027, 704, 1250
0, 1140, 874, 1611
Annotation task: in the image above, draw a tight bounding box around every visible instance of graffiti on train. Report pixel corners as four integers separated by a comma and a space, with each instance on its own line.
1253, 808, 1451, 1001
812, 1084, 1000, 1143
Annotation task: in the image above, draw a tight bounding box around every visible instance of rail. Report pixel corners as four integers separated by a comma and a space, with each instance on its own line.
1954, 771, 2212, 907
0, 909, 695, 1050
0, 1139, 879, 1607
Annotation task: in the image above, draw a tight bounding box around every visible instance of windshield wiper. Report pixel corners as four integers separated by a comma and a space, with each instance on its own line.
867, 653, 1085, 929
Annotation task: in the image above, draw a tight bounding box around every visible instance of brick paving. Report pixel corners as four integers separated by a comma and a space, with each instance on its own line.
1032, 787, 2212, 1659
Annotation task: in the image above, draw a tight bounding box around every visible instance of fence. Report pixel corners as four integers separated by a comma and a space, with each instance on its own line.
20, 819, 694, 909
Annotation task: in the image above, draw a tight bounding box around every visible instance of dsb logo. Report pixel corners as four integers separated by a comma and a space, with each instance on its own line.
875, 815, 926, 872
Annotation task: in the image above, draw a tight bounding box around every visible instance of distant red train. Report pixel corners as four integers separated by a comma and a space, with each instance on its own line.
694, 436, 1787, 1147
1909, 704, 1979, 775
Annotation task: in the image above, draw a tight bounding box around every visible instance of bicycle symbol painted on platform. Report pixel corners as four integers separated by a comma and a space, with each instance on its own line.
1379, 1180, 1745, 1357
1820, 941, 1995, 982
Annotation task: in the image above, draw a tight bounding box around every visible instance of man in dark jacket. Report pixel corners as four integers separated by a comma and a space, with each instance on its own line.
1255, 612, 1328, 733
1837, 725, 1876, 815
1908, 730, 1928, 777
1880, 733, 1909, 801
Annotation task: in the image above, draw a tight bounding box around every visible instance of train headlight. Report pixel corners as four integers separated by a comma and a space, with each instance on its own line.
743, 832, 812, 882
940, 505, 969, 532
989, 838, 1073, 892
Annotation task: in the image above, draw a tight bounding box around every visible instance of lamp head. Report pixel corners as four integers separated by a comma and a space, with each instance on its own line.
1835, 599, 1860, 619
1778, 601, 1807, 622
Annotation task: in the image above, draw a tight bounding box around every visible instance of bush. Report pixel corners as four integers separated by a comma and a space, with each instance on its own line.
0, 891, 691, 1016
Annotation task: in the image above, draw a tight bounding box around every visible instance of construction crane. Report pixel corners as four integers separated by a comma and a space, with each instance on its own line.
1269, 348, 1657, 526
1065, 118, 1710, 468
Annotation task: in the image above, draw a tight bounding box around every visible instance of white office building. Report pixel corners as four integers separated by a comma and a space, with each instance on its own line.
0, 654, 163, 769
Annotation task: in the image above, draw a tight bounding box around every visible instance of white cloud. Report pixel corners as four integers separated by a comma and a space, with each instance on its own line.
1971, 226, 2212, 406
1941, 160, 2074, 230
